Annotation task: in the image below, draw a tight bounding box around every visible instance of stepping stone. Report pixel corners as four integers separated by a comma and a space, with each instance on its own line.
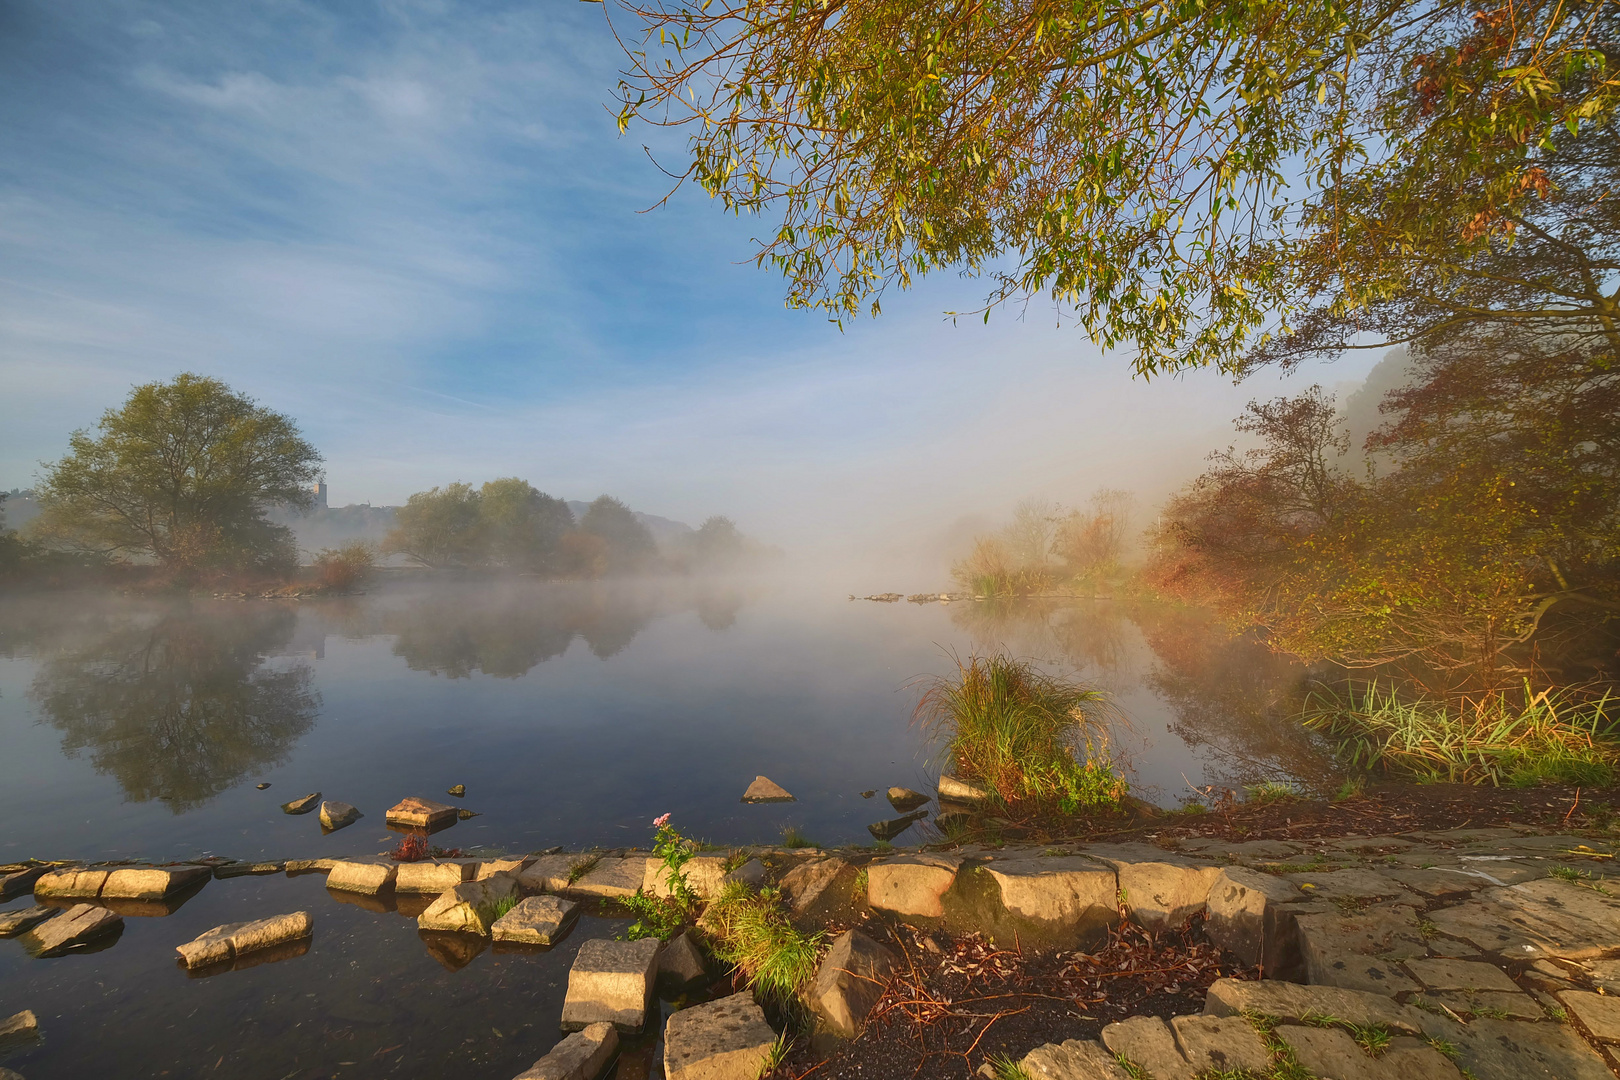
866, 853, 961, 919
663, 992, 777, 1080
21, 903, 121, 955
100, 866, 210, 900
176, 911, 313, 969
284, 858, 336, 873
1406, 957, 1521, 993
386, 796, 458, 829
518, 854, 578, 893
1426, 879, 1620, 960
396, 861, 473, 893
1081, 844, 1225, 930
0, 866, 46, 901
1169, 1015, 1270, 1076
0, 1010, 38, 1053
657, 931, 708, 987
214, 861, 285, 879
475, 857, 532, 879
1558, 990, 1620, 1041
33, 868, 110, 899
1100, 1016, 1192, 1080
1293, 904, 1427, 994
0, 906, 58, 937
886, 787, 929, 812
981, 857, 1117, 939
326, 861, 398, 894
569, 857, 652, 899
561, 938, 662, 1031
1275, 1025, 1387, 1080
1020, 1038, 1134, 1080
780, 857, 850, 913
937, 774, 989, 803
319, 801, 361, 830
1451, 1016, 1613, 1080
808, 929, 897, 1038
1204, 977, 1432, 1033
514, 1021, 617, 1080
492, 895, 578, 946
417, 873, 519, 935
1204, 866, 1308, 974
740, 776, 794, 803
281, 792, 321, 814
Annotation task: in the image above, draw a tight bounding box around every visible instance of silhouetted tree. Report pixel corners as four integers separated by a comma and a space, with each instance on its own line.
579, 496, 657, 574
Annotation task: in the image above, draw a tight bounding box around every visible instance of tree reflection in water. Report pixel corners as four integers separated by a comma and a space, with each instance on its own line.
29, 604, 318, 812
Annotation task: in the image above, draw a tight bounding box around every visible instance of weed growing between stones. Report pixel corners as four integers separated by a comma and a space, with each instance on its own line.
489, 893, 520, 922
624, 813, 700, 942
780, 826, 820, 849
389, 834, 429, 862
703, 883, 825, 1006
981, 1052, 1031, 1079
914, 654, 1127, 818
566, 854, 601, 885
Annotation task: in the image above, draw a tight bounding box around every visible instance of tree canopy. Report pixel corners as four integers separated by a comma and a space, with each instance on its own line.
34, 374, 321, 573
612, 0, 1617, 373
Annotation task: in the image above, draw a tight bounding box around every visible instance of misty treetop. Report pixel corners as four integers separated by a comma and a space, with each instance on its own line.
32, 373, 321, 576
611, 0, 1617, 374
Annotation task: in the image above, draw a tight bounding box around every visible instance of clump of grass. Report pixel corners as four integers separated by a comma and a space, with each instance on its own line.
780, 826, 819, 849
567, 853, 601, 884
761, 1033, 794, 1075
914, 653, 1126, 815
1301, 680, 1619, 787
703, 883, 825, 1005
622, 891, 689, 941
983, 1053, 1032, 1080
852, 867, 869, 895
1245, 781, 1300, 805
489, 893, 521, 922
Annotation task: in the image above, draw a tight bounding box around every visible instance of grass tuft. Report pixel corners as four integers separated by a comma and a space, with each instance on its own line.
983, 1052, 1032, 1080
1244, 781, 1300, 805
704, 883, 825, 1006
914, 653, 1126, 815
1301, 680, 1619, 787
780, 826, 820, 849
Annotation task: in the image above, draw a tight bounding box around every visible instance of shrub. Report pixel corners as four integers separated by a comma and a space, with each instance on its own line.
389, 833, 429, 862
312, 541, 375, 591
915, 654, 1127, 815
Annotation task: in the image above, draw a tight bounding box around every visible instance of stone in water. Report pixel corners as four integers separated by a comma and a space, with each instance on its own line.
21, 903, 122, 956
176, 911, 314, 969
319, 800, 361, 830
281, 792, 321, 814
741, 776, 795, 802
447, 784, 465, 797
387, 796, 458, 829
492, 895, 579, 946
514, 1022, 617, 1080
663, 992, 777, 1080
887, 787, 930, 812
561, 937, 661, 1031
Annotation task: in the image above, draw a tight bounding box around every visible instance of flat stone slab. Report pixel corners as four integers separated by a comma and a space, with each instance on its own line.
808, 929, 897, 1038
1378, 865, 1482, 901
982, 857, 1116, 935
1294, 904, 1426, 993
780, 857, 850, 913
396, 860, 473, 893
33, 865, 205, 901
1451, 1016, 1614, 1080
21, 902, 122, 955
867, 853, 961, 919
1205, 866, 1307, 974
1559, 990, 1620, 1041
326, 861, 398, 894
0, 866, 46, 901
1099, 1016, 1191, 1080
281, 792, 320, 814
1426, 879, 1620, 960
1020, 1038, 1134, 1080
569, 857, 652, 899
0, 905, 58, 937
176, 911, 314, 969
492, 895, 578, 946
741, 775, 795, 802
514, 1021, 617, 1080
1407, 957, 1521, 992
562, 937, 661, 1032
663, 992, 777, 1080
319, 801, 361, 830
0, 1010, 39, 1052
1169, 1014, 1269, 1076
386, 796, 458, 829
1284, 867, 1419, 903
1082, 844, 1223, 930
418, 873, 519, 935
644, 855, 728, 900
1204, 977, 1433, 1034
476, 857, 531, 879
1417, 989, 1543, 1019
1276, 1024, 1462, 1080
34, 867, 110, 899
518, 854, 579, 893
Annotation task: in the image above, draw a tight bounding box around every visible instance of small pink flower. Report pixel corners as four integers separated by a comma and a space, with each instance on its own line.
652, 813, 671, 828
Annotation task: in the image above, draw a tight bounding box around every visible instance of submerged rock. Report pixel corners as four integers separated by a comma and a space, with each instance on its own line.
0, 865, 47, 901
281, 792, 321, 814
514, 1021, 617, 1080
319, 801, 361, 831
256, 782, 270, 790
741, 776, 795, 803
886, 787, 930, 813
0, 906, 58, 938
867, 810, 927, 841
457, 808, 481, 820
21, 903, 122, 956
0, 1010, 39, 1052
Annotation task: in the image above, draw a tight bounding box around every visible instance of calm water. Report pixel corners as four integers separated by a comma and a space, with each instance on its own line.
0, 577, 1327, 1078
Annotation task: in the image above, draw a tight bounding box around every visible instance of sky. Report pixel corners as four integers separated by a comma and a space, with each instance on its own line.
0, 0, 1376, 565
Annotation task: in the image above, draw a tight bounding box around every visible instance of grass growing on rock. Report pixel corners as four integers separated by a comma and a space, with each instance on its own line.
702, 882, 825, 1005
1301, 680, 1619, 787
914, 653, 1126, 816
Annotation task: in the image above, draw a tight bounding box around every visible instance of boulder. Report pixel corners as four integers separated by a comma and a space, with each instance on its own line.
32, 868, 109, 899
780, 857, 851, 913
569, 857, 653, 899
657, 931, 708, 987
1204, 866, 1309, 977
418, 873, 520, 935
281, 792, 321, 814
0, 1010, 39, 1052
724, 859, 767, 890
0, 865, 46, 901
1081, 844, 1223, 930
981, 857, 1116, 939
0, 906, 58, 937
386, 796, 458, 829
886, 787, 930, 812
21, 903, 121, 956
741, 776, 795, 803
514, 1022, 617, 1080
1020, 1039, 1134, 1080
175, 911, 314, 969
937, 774, 989, 803
396, 861, 473, 893
808, 929, 898, 1038
492, 895, 579, 946
561, 937, 662, 1031
319, 801, 361, 830
867, 853, 962, 919
326, 861, 398, 894
100, 866, 210, 900
663, 993, 777, 1080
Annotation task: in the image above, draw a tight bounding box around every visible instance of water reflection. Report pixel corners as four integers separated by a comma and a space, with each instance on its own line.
28, 604, 318, 812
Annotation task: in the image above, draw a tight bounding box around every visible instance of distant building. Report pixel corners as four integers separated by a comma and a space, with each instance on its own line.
313, 481, 328, 509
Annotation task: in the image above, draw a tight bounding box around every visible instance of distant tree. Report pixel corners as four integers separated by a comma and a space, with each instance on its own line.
1053, 489, 1135, 583
579, 496, 658, 573
478, 478, 575, 572
34, 374, 320, 574
687, 515, 746, 567
384, 483, 482, 568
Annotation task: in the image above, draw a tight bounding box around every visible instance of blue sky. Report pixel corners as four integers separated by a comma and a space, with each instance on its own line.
0, 0, 1370, 559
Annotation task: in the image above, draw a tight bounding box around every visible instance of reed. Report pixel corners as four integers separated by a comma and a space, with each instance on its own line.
914, 654, 1126, 814
1301, 681, 1619, 787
